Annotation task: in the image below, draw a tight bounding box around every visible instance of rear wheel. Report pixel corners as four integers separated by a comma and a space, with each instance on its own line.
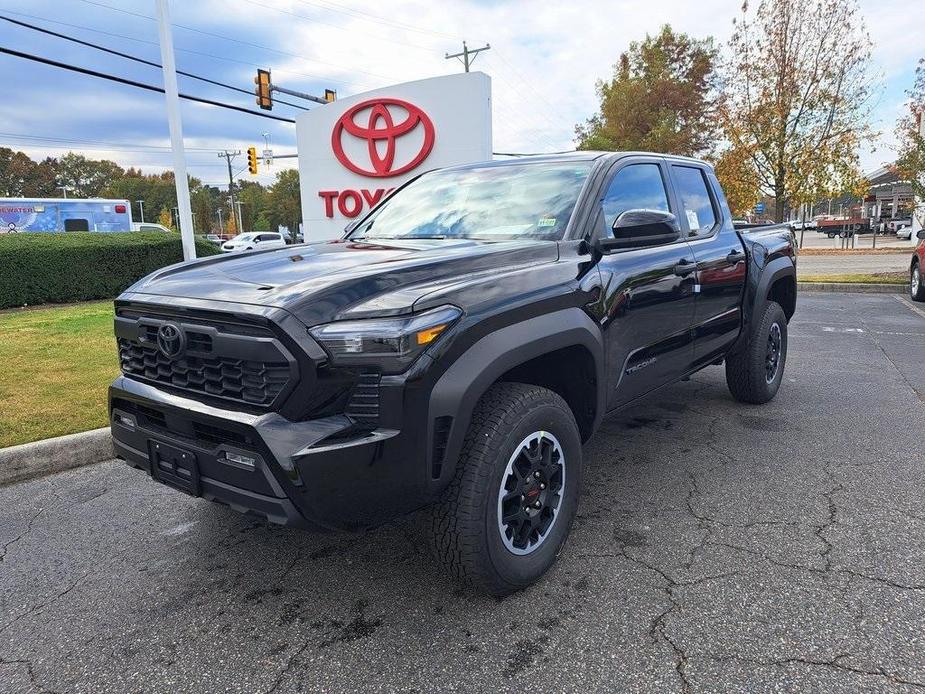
912, 262, 925, 302
725, 301, 788, 404
430, 383, 582, 595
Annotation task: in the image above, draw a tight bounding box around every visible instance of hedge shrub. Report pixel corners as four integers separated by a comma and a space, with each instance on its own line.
0, 232, 220, 309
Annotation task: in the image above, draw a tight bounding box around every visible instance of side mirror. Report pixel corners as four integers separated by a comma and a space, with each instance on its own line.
917, 230, 925, 240
596, 209, 681, 252
344, 220, 359, 235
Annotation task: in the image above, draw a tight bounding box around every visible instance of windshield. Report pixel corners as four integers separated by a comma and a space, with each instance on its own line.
236, 234, 255, 242
348, 161, 592, 242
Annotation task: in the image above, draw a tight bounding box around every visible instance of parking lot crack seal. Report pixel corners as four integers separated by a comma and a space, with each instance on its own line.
710, 653, 925, 689
0, 507, 45, 564
0, 655, 58, 693
0, 570, 90, 635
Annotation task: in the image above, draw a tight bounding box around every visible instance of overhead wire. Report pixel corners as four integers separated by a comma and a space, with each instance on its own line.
0, 46, 297, 123
0, 15, 310, 111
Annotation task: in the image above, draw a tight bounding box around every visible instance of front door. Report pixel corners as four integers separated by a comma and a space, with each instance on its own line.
593, 159, 698, 409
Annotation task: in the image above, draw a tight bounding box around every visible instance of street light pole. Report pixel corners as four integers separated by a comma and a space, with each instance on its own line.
155, 0, 196, 261
137, 199, 145, 223
216, 208, 223, 233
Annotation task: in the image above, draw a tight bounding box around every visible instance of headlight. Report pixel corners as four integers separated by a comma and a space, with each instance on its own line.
309, 305, 462, 373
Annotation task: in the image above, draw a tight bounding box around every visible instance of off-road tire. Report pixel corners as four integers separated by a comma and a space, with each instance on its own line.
911, 261, 925, 302
430, 382, 582, 596
725, 300, 788, 404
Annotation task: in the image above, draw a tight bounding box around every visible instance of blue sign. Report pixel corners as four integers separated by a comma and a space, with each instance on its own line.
754, 202, 765, 214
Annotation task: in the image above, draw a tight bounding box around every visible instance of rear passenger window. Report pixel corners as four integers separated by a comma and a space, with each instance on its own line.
601, 164, 671, 235
673, 166, 717, 236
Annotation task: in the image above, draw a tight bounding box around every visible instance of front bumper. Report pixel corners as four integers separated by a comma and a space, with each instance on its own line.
110, 375, 428, 531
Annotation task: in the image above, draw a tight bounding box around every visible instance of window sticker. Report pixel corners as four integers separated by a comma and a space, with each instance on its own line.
537, 216, 557, 227
685, 209, 700, 230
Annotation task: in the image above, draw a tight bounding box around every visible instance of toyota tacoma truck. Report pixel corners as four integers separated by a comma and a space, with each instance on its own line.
109, 152, 797, 595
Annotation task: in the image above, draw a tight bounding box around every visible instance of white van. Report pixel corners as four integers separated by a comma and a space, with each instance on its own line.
221, 232, 287, 253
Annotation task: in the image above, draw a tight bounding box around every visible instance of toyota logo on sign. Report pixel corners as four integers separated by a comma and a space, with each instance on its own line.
331, 98, 436, 178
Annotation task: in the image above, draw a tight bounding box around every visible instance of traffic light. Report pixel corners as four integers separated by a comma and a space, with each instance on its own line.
247, 147, 258, 175
254, 69, 272, 110
324, 88, 337, 103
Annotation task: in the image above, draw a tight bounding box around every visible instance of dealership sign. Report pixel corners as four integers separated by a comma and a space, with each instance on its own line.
296, 72, 492, 241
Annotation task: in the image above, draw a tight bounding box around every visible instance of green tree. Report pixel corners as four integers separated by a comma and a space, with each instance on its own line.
576, 25, 718, 156
267, 169, 301, 235
718, 0, 873, 222
56, 152, 124, 198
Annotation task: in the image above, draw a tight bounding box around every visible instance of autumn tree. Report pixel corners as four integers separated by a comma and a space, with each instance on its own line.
717, 0, 872, 222
0, 148, 57, 196
576, 25, 718, 156
894, 58, 925, 229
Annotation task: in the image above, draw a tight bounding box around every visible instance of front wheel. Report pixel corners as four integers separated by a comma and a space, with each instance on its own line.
725, 301, 788, 404
430, 383, 582, 596
912, 263, 925, 302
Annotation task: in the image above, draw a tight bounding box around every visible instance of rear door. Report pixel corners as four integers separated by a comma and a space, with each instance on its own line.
593, 157, 698, 409
669, 164, 747, 367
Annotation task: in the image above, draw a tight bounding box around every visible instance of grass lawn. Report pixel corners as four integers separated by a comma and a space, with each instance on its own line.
800, 272, 908, 285
0, 301, 118, 448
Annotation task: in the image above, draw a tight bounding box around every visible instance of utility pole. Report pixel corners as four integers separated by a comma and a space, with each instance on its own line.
234, 200, 244, 234
155, 0, 196, 261
216, 208, 223, 233
137, 199, 145, 223
218, 149, 241, 234
445, 40, 490, 72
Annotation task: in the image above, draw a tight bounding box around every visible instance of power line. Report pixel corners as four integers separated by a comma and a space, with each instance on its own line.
291, 0, 461, 39
0, 131, 220, 152
0, 8, 374, 89
239, 0, 441, 52
0, 15, 309, 111
0, 46, 297, 123
74, 0, 401, 82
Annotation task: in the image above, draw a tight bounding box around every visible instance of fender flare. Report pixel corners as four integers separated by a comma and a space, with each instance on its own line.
736, 256, 795, 352
426, 308, 605, 490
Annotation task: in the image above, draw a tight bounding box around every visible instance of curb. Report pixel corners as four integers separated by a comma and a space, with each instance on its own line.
798, 282, 905, 294
0, 428, 113, 487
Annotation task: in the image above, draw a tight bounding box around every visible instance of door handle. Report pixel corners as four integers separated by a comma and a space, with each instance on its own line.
727, 249, 746, 264
673, 259, 696, 277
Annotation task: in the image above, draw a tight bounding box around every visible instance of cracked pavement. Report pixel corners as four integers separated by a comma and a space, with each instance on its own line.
1, 293, 924, 693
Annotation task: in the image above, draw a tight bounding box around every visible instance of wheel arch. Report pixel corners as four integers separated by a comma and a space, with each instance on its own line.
426, 308, 604, 491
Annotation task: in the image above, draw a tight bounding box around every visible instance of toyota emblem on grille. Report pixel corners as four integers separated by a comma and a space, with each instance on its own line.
156, 323, 185, 359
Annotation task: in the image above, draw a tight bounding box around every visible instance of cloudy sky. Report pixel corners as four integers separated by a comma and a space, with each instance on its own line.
1, 0, 922, 189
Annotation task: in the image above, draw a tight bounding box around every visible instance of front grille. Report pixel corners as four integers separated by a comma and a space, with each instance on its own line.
118, 339, 289, 406
115, 308, 298, 409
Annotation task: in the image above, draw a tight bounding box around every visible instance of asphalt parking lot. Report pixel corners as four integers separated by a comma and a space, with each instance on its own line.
2, 293, 924, 693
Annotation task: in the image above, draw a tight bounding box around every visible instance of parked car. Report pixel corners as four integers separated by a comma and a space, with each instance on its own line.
911, 230, 925, 302
132, 222, 172, 234
894, 220, 914, 240
205, 234, 222, 245
109, 152, 797, 595
220, 232, 286, 252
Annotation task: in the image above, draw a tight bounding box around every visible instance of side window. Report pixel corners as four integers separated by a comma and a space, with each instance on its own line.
64, 218, 90, 232
673, 166, 717, 237
601, 164, 671, 236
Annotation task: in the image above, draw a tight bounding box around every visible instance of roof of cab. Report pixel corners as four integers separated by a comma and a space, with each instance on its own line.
438, 151, 711, 172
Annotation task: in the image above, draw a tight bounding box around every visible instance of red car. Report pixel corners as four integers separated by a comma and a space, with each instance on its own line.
912, 229, 925, 302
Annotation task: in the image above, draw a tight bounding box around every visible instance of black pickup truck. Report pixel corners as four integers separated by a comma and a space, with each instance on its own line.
110, 152, 796, 594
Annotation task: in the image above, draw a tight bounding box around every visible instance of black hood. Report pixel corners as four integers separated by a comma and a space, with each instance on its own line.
126, 238, 560, 325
